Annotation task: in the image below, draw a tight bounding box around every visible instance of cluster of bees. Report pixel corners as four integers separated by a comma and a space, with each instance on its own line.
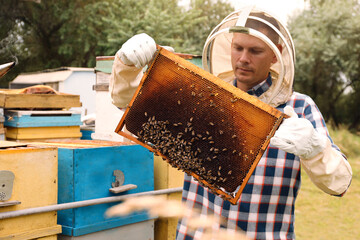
137, 114, 236, 191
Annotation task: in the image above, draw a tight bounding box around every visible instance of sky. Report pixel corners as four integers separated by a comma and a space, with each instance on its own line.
179, 0, 306, 24
233, 0, 306, 24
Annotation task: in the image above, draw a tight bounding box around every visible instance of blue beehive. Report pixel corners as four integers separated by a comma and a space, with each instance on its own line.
80, 126, 94, 140
4, 110, 82, 128
52, 140, 154, 236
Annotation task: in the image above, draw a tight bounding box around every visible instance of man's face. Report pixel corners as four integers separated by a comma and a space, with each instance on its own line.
231, 33, 277, 91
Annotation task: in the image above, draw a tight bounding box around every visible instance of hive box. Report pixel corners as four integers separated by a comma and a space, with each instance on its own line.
4, 110, 82, 128
153, 156, 184, 240
4, 110, 83, 141
0, 88, 81, 109
0, 141, 61, 239
57, 220, 154, 240
5, 126, 82, 141
92, 56, 125, 142
44, 140, 155, 236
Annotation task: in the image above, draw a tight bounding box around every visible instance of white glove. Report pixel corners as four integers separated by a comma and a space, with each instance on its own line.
270, 106, 328, 159
117, 33, 157, 69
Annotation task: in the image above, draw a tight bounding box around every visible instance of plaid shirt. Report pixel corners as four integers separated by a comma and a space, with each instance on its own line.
176, 76, 340, 240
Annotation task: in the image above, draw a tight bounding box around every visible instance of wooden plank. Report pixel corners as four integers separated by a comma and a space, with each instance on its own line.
0, 90, 81, 109
0, 141, 27, 149
5, 126, 82, 139
5, 110, 81, 117
58, 220, 154, 240
4, 110, 82, 128
0, 225, 62, 240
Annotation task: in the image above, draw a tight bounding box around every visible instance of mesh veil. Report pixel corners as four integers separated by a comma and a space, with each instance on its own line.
202, 5, 295, 107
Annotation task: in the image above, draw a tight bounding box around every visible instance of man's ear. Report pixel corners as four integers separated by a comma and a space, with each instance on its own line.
272, 44, 283, 63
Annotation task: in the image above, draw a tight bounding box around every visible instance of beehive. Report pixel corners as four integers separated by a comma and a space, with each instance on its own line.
4, 110, 82, 141
4, 110, 82, 128
0, 141, 61, 239
35, 140, 155, 237
115, 47, 286, 204
153, 155, 184, 240
0, 89, 81, 109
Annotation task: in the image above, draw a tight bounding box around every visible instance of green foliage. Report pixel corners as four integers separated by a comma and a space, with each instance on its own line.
104, 0, 233, 55
0, 0, 234, 87
288, 0, 360, 129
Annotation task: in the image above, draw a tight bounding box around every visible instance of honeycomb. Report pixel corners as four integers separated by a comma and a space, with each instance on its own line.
116, 47, 285, 204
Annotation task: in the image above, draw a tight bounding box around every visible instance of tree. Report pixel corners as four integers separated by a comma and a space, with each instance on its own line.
103, 0, 205, 54
185, 0, 235, 55
0, 0, 234, 87
0, 0, 102, 87
288, 0, 360, 129
103, 0, 233, 55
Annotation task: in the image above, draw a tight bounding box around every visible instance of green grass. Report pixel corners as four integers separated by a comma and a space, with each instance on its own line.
295, 126, 360, 239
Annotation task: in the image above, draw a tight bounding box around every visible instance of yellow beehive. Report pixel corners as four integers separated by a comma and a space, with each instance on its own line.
154, 155, 184, 240
5, 126, 82, 141
0, 141, 62, 239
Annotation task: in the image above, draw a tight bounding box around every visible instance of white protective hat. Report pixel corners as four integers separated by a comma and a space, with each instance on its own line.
202, 5, 295, 107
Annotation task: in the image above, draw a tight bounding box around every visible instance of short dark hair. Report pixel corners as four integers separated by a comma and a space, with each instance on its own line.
245, 12, 280, 45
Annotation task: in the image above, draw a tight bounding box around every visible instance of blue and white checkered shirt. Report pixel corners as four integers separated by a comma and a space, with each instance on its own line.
176, 76, 341, 240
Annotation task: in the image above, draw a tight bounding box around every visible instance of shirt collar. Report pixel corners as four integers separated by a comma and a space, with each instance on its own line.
233, 73, 272, 97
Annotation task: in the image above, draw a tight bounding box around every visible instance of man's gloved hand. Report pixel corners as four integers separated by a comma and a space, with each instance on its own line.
117, 33, 157, 69
270, 106, 328, 159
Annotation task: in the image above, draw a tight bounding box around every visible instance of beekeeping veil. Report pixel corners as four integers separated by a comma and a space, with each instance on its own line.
202, 6, 295, 107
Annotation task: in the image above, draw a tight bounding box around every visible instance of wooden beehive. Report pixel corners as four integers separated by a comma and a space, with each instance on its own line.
115, 47, 286, 204
0, 89, 81, 109
34, 140, 155, 237
4, 110, 82, 128
4, 110, 83, 141
0, 141, 61, 239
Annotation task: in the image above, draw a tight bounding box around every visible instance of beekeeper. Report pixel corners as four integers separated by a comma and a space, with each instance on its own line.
110, 6, 352, 240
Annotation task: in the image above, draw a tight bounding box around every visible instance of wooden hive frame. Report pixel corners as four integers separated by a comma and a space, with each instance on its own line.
115, 47, 285, 204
